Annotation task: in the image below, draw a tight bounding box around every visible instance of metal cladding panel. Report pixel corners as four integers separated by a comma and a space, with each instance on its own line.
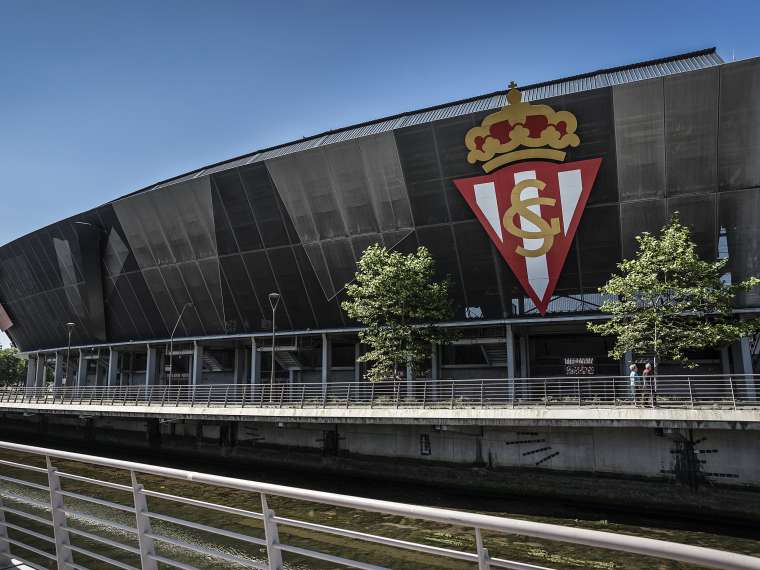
664, 67, 718, 195
719, 189, 760, 308
719, 58, 760, 191
112, 177, 223, 338
620, 199, 667, 259
265, 131, 414, 300
613, 78, 666, 201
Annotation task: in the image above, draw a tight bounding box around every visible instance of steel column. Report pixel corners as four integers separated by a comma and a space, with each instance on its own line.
321, 333, 329, 396
107, 348, 119, 386
35, 353, 46, 387
192, 342, 203, 385
53, 352, 64, 387
76, 350, 87, 386
251, 338, 261, 385
146, 345, 158, 386
25, 355, 36, 387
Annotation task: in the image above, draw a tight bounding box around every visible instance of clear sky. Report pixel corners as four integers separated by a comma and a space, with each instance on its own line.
1, 0, 759, 347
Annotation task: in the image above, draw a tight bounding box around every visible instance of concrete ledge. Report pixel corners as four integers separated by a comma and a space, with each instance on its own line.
1, 402, 759, 429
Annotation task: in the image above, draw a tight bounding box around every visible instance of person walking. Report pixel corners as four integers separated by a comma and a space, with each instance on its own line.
643, 362, 655, 406
628, 363, 640, 405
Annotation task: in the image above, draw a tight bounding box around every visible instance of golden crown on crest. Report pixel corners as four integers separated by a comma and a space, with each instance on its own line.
465, 82, 581, 173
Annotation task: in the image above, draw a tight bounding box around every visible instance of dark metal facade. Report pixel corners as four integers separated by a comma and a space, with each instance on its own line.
2, 53, 760, 353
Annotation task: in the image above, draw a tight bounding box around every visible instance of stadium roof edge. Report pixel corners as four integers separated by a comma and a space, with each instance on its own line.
0, 47, 725, 248
112, 47, 721, 203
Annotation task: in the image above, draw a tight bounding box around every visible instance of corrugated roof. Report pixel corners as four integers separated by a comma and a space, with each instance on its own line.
109, 47, 723, 202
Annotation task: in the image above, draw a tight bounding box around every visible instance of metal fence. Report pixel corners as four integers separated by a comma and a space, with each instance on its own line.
1, 440, 759, 570
1, 375, 758, 410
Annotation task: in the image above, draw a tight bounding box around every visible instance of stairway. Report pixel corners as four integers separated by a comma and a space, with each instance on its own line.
274, 350, 304, 370
482, 343, 508, 367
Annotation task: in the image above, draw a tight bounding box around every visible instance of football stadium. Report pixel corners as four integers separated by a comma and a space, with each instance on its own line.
2, 47, 759, 387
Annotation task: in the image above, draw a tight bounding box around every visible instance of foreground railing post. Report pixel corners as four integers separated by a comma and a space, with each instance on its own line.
688, 376, 695, 408
260, 493, 283, 570
46, 456, 73, 569
474, 527, 491, 569
729, 376, 737, 409
130, 471, 158, 570
0, 493, 10, 562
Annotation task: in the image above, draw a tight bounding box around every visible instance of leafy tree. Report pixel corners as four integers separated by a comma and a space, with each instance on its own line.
0, 347, 27, 386
342, 244, 453, 382
588, 216, 760, 367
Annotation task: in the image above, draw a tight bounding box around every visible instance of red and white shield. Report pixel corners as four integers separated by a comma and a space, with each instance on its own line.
454, 158, 602, 315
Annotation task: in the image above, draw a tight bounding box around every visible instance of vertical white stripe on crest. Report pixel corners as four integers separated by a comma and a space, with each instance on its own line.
474, 181, 503, 242
558, 169, 582, 235
513, 170, 549, 302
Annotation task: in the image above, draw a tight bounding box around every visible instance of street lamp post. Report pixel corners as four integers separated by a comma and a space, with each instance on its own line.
268, 292, 281, 388
168, 302, 193, 385
64, 322, 76, 386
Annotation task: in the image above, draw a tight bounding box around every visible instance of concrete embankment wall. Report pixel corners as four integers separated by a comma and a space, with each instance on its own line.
1, 412, 758, 521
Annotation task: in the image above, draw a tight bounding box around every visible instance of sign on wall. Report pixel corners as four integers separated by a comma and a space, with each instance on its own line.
454, 84, 601, 315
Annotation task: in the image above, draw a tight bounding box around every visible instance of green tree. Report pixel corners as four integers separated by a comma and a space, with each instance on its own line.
0, 347, 27, 386
342, 244, 453, 382
588, 216, 760, 367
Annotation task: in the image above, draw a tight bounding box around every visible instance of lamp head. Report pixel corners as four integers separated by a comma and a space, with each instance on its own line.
65, 322, 76, 329
268, 292, 281, 309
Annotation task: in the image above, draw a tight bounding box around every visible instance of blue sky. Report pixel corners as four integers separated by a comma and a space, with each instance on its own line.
1, 0, 759, 347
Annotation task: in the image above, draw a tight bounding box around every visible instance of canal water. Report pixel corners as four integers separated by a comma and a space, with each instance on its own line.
0, 444, 758, 569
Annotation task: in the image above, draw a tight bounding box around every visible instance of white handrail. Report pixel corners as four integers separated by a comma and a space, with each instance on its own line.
0, 440, 759, 569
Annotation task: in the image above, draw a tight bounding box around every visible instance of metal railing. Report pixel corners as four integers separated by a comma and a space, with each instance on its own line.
0, 440, 759, 570
1, 375, 758, 410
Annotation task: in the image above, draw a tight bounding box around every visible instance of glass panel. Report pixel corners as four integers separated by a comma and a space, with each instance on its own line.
613, 78, 666, 200
665, 68, 718, 195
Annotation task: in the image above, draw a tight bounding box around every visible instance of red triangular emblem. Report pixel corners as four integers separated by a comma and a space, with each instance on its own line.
454, 159, 602, 315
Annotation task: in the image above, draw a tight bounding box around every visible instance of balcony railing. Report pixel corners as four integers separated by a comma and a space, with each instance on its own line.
0, 375, 758, 410
1, 440, 759, 569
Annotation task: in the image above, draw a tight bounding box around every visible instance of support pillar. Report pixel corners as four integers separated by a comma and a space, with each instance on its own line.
321, 333, 329, 396
108, 348, 119, 386
146, 345, 158, 386
53, 352, 64, 387
740, 336, 756, 400
506, 325, 515, 401
721, 346, 731, 376
25, 355, 37, 387
519, 335, 529, 378
95, 349, 105, 386
77, 350, 87, 386
234, 346, 246, 384
36, 353, 46, 386
251, 338, 261, 385
192, 342, 203, 385
354, 342, 361, 382
406, 360, 414, 398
